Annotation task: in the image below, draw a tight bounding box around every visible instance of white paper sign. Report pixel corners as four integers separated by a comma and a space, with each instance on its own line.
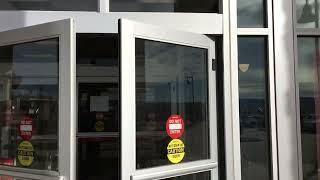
90, 96, 109, 112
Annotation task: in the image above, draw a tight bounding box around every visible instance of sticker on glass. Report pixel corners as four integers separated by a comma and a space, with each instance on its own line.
95, 121, 104, 132
166, 115, 185, 139
19, 116, 33, 141
17, 141, 35, 167
167, 139, 185, 164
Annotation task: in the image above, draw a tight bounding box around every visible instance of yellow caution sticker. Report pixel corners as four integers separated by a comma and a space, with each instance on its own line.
17, 141, 34, 167
95, 121, 104, 132
167, 139, 185, 164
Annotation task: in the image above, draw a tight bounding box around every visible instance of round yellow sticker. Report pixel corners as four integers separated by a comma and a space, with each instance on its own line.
17, 141, 34, 167
167, 139, 185, 164
95, 121, 104, 132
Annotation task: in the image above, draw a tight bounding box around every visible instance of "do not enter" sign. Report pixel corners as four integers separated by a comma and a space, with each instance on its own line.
166, 114, 185, 139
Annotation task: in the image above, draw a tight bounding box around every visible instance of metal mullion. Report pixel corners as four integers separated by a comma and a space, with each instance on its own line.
266, 0, 280, 176
132, 161, 217, 180
267, 32, 279, 180
292, 0, 304, 177
222, 0, 238, 179
98, 0, 109, 13
293, 32, 304, 180
76, 132, 120, 138
229, 0, 242, 177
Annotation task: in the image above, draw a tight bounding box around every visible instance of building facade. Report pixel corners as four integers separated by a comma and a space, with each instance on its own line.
0, 0, 314, 180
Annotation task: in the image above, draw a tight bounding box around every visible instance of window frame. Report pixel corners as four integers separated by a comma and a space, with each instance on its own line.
119, 19, 218, 180
0, 19, 76, 180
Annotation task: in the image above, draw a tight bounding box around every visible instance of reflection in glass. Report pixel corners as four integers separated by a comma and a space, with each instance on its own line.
162, 171, 211, 179
237, 0, 266, 27
0, 0, 97, 11
76, 34, 120, 180
110, 0, 219, 13
297, 37, 320, 180
296, 0, 320, 28
0, 175, 36, 180
135, 39, 210, 169
0, 39, 59, 171
238, 37, 271, 180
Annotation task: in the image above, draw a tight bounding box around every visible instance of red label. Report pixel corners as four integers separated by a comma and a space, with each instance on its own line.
0, 158, 14, 166
19, 117, 33, 141
166, 115, 184, 139
0, 159, 14, 180
0, 175, 13, 180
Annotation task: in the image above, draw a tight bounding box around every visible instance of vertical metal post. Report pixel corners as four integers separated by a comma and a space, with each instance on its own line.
99, 0, 109, 13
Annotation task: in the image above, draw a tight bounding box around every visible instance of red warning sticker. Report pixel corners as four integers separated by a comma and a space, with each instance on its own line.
166, 115, 185, 139
19, 116, 33, 141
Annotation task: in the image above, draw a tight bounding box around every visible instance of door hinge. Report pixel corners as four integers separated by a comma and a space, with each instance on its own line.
212, 58, 217, 71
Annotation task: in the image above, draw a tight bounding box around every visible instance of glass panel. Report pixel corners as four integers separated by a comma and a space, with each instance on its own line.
0, 0, 97, 11
161, 171, 211, 179
297, 37, 320, 180
0, 39, 59, 171
76, 34, 120, 180
110, 0, 219, 13
77, 137, 120, 180
238, 37, 271, 180
237, 0, 266, 27
296, 0, 320, 28
135, 39, 209, 169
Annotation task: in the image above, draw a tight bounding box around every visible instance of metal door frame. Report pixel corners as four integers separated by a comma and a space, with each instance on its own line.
0, 19, 76, 180
120, 19, 218, 180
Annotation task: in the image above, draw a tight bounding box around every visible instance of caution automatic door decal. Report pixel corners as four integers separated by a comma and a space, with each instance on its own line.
166, 114, 185, 164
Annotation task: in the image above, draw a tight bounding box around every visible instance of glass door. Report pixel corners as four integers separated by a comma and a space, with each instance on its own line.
120, 19, 217, 180
0, 19, 76, 180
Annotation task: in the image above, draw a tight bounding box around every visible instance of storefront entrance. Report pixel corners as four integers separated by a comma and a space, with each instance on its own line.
0, 18, 217, 180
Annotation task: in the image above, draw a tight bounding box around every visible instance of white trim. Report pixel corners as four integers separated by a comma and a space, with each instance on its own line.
132, 161, 217, 180
237, 28, 270, 35
120, 19, 136, 180
229, 0, 242, 178
222, 0, 237, 179
297, 28, 320, 36
0, 11, 223, 35
98, 0, 109, 13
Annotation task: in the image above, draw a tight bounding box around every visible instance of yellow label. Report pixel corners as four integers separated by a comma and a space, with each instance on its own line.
95, 121, 104, 132
167, 139, 185, 164
17, 141, 34, 167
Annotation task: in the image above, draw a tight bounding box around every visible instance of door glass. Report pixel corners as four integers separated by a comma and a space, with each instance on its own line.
0, 39, 59, 171
0, 0, 97, 11
135, 39, 210, 169
238, 37, 271, 180
297, 37, 320, 180
76, 34, 120, 180
161, 171, 211, 179
110, 0, 219, 13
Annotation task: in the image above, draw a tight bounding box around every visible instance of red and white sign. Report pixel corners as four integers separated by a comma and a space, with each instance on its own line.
19, 116, 33, 141
166, 115, 185, 139
0, 158, 14, 166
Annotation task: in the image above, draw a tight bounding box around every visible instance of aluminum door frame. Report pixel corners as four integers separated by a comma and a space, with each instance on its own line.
120, 19, 217, 180
0, 19, 76, 180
